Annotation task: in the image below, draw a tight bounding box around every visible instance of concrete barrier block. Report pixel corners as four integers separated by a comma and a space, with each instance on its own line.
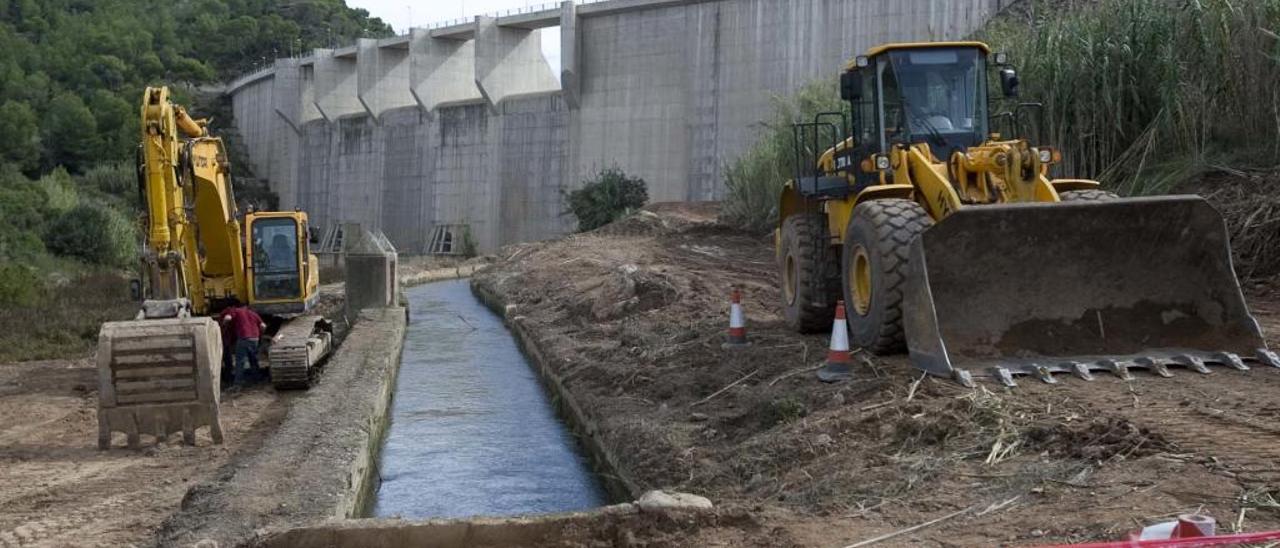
474, 16, 560, 108
344, 224, 399, 320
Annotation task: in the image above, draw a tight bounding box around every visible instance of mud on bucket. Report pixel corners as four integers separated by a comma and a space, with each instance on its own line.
902, 195, 1272, 386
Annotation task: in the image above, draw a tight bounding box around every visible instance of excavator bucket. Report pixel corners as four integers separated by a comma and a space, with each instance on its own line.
96, 317, 225, 448
903, 195, 1279, 387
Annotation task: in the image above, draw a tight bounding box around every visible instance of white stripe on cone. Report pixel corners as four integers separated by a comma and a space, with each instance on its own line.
725, 288, 748, 346
830, 316, 849, 353
827, 301, 851, 363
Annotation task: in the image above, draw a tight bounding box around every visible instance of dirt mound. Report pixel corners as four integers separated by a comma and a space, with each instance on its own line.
1027, 417, 1170, 461
1178, 169, 1280, 279
475, 204, 1280, 546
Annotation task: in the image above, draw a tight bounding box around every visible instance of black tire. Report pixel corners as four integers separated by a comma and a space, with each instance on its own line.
779, 213, 839, 333
1059, 189, 1120, 202
842, 199, 932, 354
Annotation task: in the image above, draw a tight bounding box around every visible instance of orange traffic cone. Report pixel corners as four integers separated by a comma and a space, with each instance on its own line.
722, 288, 750, 349
817, 301, 853, 383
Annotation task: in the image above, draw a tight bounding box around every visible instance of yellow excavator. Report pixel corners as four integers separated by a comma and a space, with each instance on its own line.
99, 86, 331, 391
778, 41, 1279, 386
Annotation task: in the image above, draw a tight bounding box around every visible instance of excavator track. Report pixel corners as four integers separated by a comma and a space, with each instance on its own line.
268, 315, 333, 390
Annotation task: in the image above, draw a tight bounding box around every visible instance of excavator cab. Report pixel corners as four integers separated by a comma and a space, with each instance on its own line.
246, 212, 317, 315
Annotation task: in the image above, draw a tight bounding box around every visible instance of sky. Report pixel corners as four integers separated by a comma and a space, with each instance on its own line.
349, 0, 562, 74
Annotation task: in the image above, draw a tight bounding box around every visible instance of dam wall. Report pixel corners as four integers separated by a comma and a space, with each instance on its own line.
228, 0, 1007, 253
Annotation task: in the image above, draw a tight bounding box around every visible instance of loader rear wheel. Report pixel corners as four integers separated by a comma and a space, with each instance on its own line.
779, 213, 838, 333
1059, 189, 1119, 202
842, 199, 932, 354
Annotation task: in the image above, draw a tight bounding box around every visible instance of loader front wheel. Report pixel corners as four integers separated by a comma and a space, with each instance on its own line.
1059, 189, 1120, 202
779, 213, 838, 333
842, 199, 932, 354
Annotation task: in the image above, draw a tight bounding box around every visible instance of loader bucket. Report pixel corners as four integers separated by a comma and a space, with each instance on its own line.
903, 195, 1278, 386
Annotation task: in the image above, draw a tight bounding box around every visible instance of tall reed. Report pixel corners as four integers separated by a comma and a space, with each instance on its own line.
983, 0, 1280, 193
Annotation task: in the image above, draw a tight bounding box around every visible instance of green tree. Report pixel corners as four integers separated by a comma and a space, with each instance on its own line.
41, 92, 99, 173
0, 100, 38, 171
87, 89, 135, 160
44, 203, 136, 266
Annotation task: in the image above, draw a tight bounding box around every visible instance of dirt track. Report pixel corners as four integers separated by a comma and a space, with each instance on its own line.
0, 359, 286, 547
2, 209, 1277, 546
474, 202, 1280, 546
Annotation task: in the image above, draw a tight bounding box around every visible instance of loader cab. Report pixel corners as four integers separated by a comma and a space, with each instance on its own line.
842, 43, 993, 158
245, 212, 309, 313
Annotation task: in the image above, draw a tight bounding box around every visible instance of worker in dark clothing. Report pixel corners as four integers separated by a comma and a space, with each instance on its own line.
220, 299, 267, 387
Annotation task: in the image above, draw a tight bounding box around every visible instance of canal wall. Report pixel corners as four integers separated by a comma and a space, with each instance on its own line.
249, 275, 721, 547
226, 0, 1011, 254
154, 307, 407, 547
471, 277, 639, 502
252, 504, 709, 547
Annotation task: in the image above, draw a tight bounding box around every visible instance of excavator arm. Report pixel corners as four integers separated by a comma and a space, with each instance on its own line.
138, 86, 246, 317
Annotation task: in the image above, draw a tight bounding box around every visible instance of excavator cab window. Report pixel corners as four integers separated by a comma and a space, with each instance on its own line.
250, 217, 302, 301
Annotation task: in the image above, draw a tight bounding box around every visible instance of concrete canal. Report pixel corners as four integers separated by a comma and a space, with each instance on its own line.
371, 279, 607, 519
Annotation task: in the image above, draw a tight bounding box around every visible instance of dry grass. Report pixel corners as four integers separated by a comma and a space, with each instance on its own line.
1196, 171, 1280, 278
0, 270, 136, 362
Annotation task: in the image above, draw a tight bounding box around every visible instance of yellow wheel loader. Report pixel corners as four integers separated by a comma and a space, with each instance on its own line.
99, 87, 331, 392
777, 42, 1280, 386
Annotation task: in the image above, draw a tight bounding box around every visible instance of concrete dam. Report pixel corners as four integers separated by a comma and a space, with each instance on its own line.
227, 0, 1005, 253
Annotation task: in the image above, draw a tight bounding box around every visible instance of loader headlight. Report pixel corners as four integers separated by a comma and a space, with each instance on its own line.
855, 55, 870, 68
1037, 148, 1054, 164
874, 154, 891, 171
993, 52, 1009, 66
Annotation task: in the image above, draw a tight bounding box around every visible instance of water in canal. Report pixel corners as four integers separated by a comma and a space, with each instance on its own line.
371, 279, 607, 519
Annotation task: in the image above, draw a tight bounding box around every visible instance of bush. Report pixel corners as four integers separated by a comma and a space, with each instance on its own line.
39, 167, 78, 213
981, 0, 1280, 194
459, 225, 478, 258
565, 167, 649, 232
0, 225, 45, 263
720, 80, 843, 232
43, 203, 137, 267
0, 264, 43, 308
80, 161, 136, 197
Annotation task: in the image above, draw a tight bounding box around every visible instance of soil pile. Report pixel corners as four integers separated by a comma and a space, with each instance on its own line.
475, 202, 1280, 546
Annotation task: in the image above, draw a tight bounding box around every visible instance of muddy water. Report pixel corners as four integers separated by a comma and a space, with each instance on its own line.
371, 279, 606, 519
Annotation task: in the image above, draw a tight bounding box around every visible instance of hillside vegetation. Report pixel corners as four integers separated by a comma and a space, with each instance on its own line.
0, 0, 391, 361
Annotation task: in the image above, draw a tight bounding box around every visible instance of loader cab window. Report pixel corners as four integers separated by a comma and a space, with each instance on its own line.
878, 47, 989, 152
854, 68, 878, 148
251, 217, 301, 300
